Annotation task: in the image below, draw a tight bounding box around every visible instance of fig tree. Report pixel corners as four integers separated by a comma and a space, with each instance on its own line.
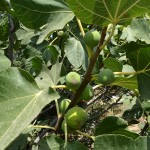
59, 99, 71, 113
65, 106, 87, 130
84, 30, 100, 48
79, 84, 94, 101
98, 69, 115, 85
65, 72, 82, 91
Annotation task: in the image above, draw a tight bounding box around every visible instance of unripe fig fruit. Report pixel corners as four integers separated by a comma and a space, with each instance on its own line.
65, 107, 87, 130
65, 72, 82, 91
61, 120, 76, 133
98, 69, 115, 85
59, 99, 71, 113
84, 30, 100, 48
79, 84, 94, 101
57, 30, 64, 36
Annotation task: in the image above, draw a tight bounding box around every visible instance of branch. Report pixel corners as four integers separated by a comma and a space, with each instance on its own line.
54, 24, 116, 132
8, 14, 14, 65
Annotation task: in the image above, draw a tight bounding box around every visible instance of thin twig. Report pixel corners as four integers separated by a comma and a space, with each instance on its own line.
33, 116, 57, 144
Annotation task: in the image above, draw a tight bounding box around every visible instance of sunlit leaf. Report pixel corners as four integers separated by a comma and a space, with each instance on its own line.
64, 37, 86, 69
112, 76, 138, 91
94, 135, 150, 150
0, 68, 59, 149
0, 52, 11, 70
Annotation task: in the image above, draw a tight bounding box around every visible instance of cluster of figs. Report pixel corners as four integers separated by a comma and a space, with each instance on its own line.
59, 30, 115, 133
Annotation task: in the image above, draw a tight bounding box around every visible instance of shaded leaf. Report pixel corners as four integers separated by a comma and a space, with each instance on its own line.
67, 0, 150, 26
103, 58, 123, 72
10, 0, 73, 29
10, 0, 74, 44
37, 14, 74, 44
25, 56, 43, 76
123, 98, 143, 121
0, 16, 9, 41
39, 134, 88, 150
43, 46, 59, 66
95, 116, 128, 136
126, 43, 150, 99
0, 68, 59, 149
6, 128, 31, 150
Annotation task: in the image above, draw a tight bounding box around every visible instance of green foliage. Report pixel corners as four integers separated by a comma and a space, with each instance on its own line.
66, 0, 150, 26
94, 135, 150, 150
65, 107, 87, 130
98, 69, 115, 85
126, 43, 150, 99
84, 30, 100, 48
95, 116, 128, 136
0, 0, 150, 149
39, 134, 88, 150
0, 16, 9, 41
0, 52, 11, 70
0, 68, 59, 149
103, 58, 123, 72
64, 37, 87, 69
10, 0, 74, 44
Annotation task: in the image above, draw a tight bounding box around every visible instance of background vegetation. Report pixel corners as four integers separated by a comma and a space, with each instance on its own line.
0, 0, 150, 149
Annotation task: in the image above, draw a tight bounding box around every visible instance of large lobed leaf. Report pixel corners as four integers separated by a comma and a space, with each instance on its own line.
10, 0, 73, 29
0, 68, 59, 149
66, 0, 150, 26
39, 134, 88, 150
94, 135, 150, 150
0, 52, 11, 71
10, 0, 74, 43
126, 43, 150, 99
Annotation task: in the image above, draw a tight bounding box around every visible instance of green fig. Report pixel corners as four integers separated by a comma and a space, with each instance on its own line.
65, 72, 82, 91
84, 30, 100, 48
79, 84, 94, 101
65, 106, 87, 130
98, 69, 115, 85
